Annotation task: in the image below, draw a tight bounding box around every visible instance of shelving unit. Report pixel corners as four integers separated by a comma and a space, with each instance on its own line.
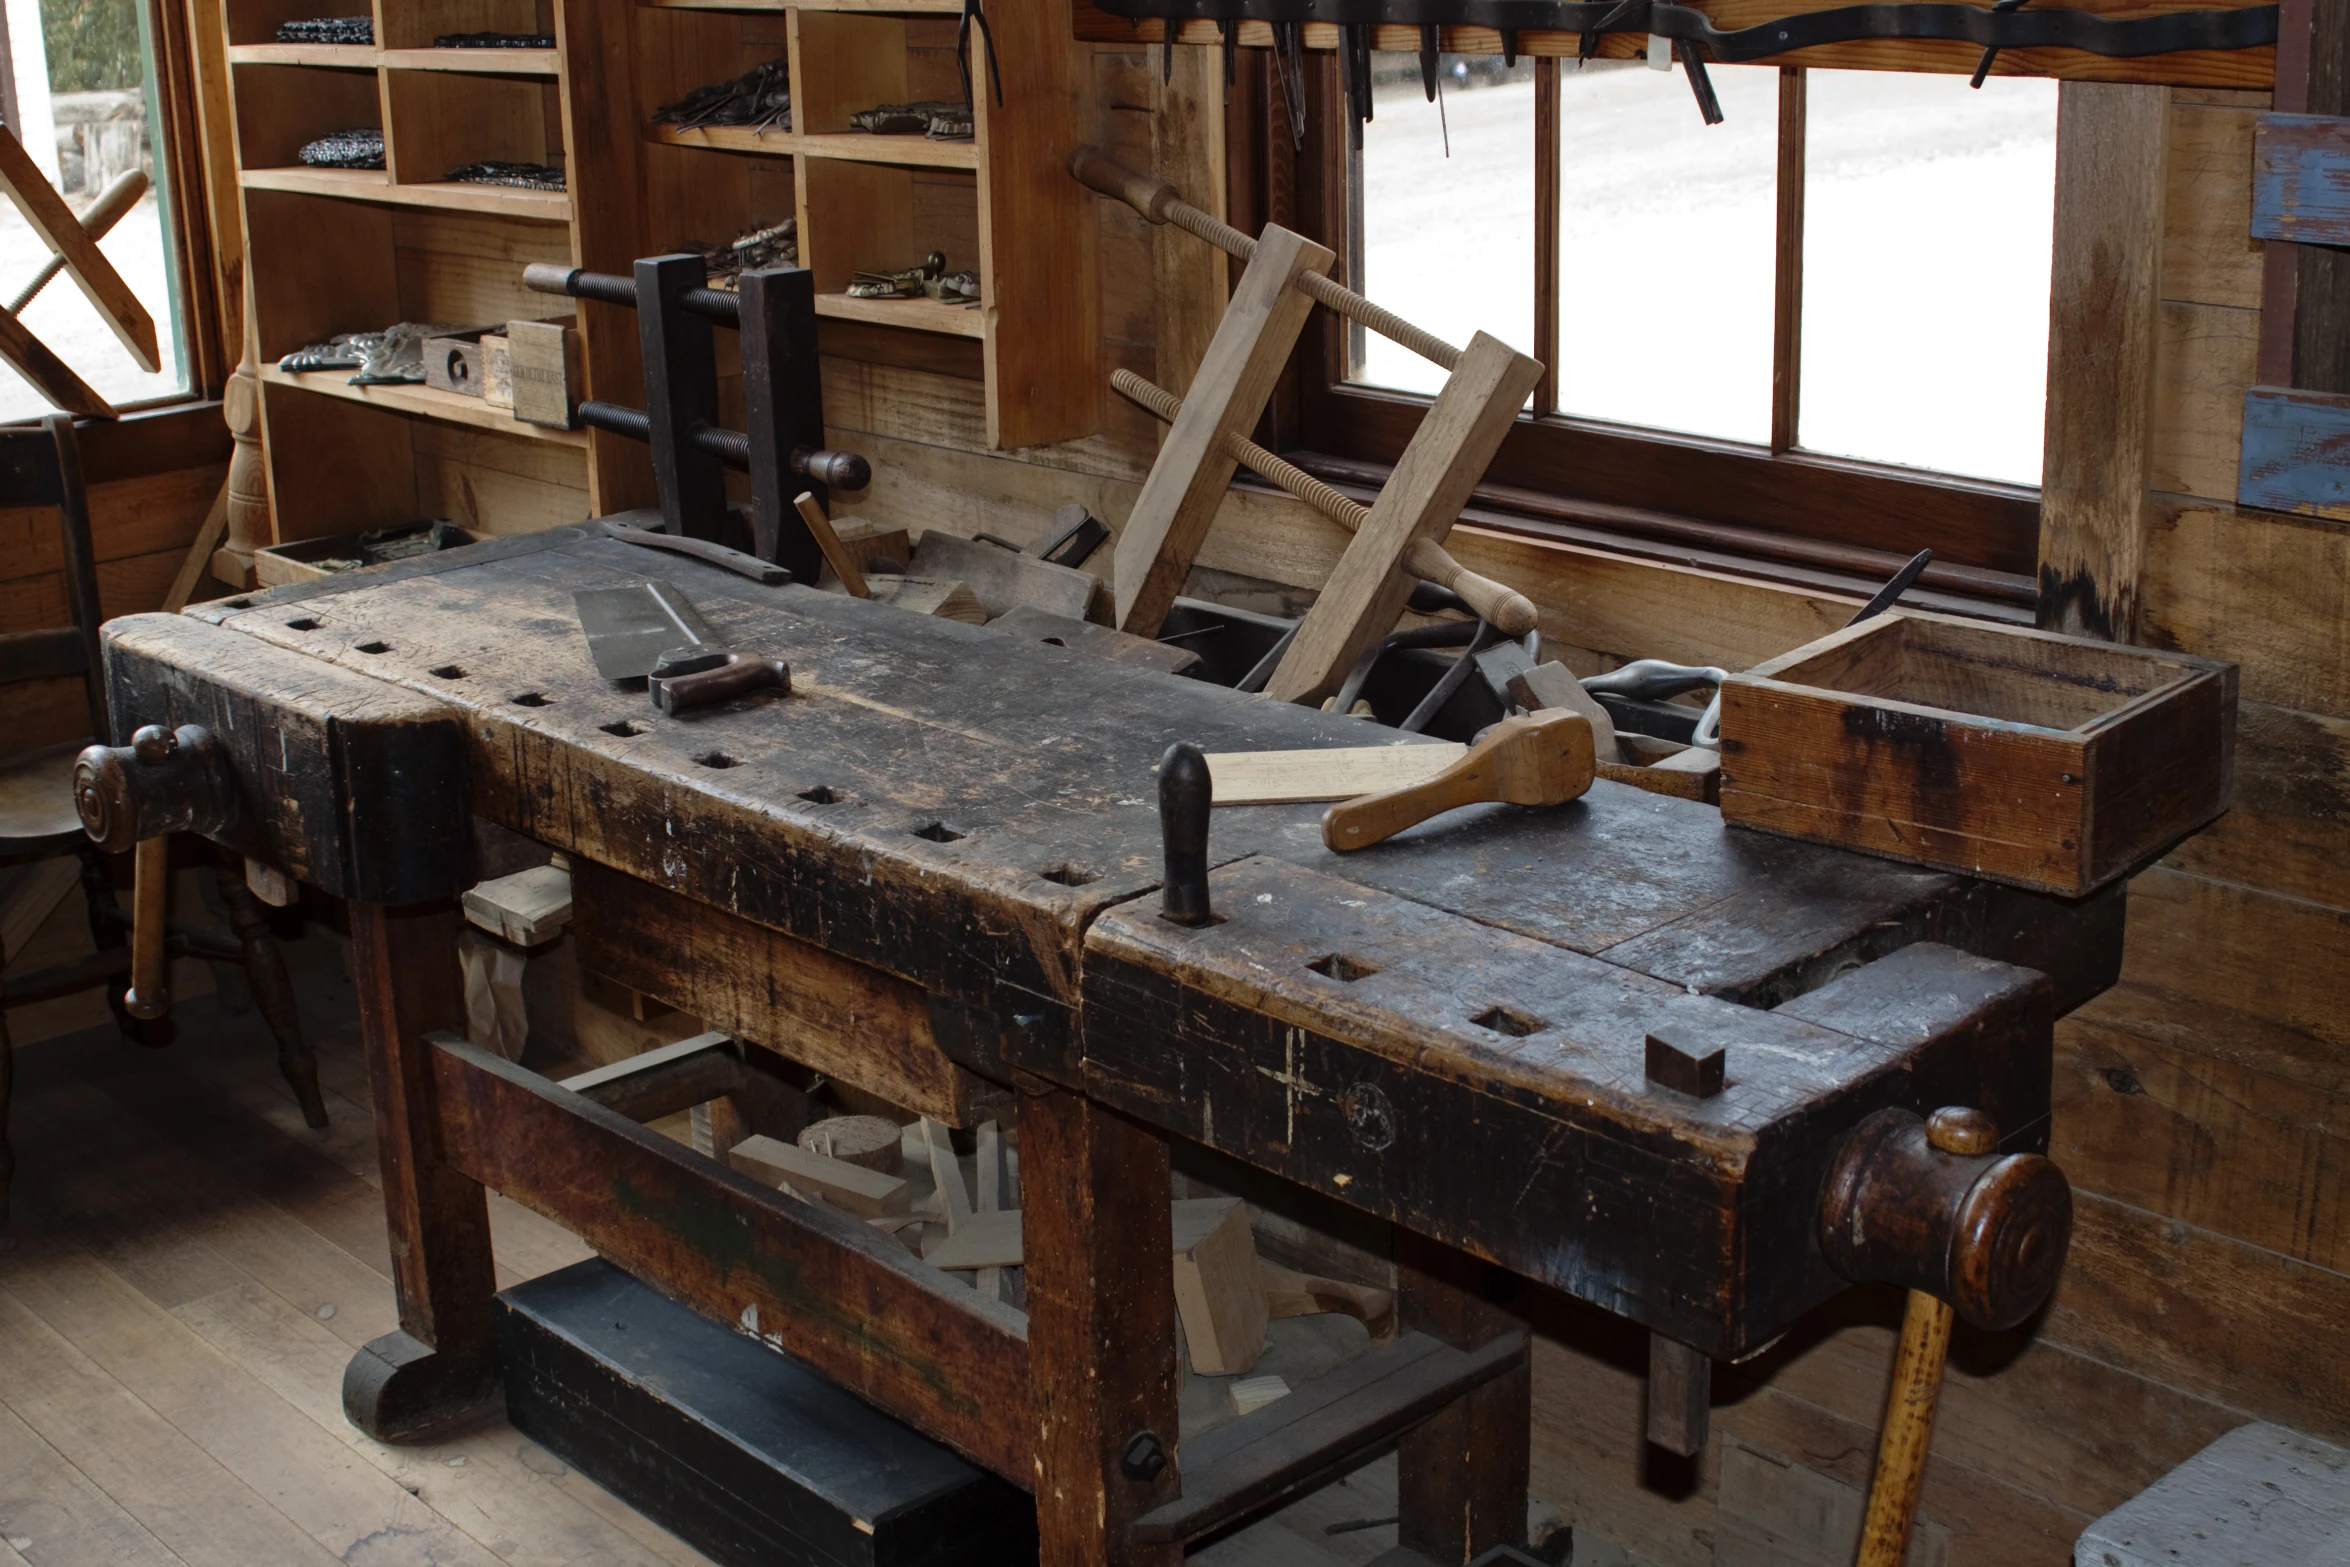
222, 0, 639, 556
219, 0, 1092, 559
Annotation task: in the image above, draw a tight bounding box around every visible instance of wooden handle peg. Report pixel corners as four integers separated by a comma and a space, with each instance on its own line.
1068, 143, 1183, 225
793, 491, 869, 599
125, 833, 171, 1020
1322, 709, 1594, 852
1854, 1109, 1999, 1567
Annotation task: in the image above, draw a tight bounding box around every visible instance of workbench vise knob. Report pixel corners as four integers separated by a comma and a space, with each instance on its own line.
790, 446, 871, 492
74, 723, 238, 855
1159, 741, 1214, 926
1818, 1106, 2072, 1331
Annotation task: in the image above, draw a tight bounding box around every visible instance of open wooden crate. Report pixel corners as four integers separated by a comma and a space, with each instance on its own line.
1717, 610, 2236, 897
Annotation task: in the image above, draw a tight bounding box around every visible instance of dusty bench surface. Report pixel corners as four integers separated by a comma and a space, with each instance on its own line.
100, 525, 2126, 1355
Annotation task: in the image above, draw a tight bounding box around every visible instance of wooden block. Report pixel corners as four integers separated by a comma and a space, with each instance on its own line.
559, 1031, 741, 1122
1229, 1375, 1290, 1416
832, 518, 911, 576
2250, 112, 2350, 245
1260, 1260, 1397, 1340
1171, 1196, 1268, 1377
507, 316, 580, 429
1718, 608, 2238, 896
458, 926, 529, 1061
1647, 1334, 1711, 1457
1266, 332, 1545, 705
797, 1114, 904, 1173
481, 334, 512, 409
1506, 660, 1622, 763
986, 605, 1205, 678
924, 1208, 1023, 1269
422, 328, 494, 398
866, 575, 986, 623
2238, 385, 2350, 514
921, 1117, 972, 1230
1113, 224, 1335, 636
1201, 742, 1463, 805
461, 862, 572, 948
730, 1133, 912, 1218
912, 530, 1102, 622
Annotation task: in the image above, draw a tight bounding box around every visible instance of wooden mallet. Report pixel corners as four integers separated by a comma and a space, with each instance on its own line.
1322, 708, 1595, 851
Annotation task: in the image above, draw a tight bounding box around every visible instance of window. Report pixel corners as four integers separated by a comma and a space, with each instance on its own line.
0, 0, 193, 418
1274, 51, 2059, 579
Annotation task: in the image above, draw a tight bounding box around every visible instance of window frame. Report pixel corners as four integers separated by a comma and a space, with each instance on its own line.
1243, 50, 2043, 583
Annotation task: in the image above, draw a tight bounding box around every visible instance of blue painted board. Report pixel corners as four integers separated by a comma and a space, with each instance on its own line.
2251, 113, 2350, 245
2237, 385, 2350, 514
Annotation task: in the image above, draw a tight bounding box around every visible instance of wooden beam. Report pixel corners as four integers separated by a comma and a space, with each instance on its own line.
430, 1032, 1034, 1482
2037, 82, 2170, 643
1113, 224, 1334, 635
0, 123, 158, 372
1266, 331, 1543, 704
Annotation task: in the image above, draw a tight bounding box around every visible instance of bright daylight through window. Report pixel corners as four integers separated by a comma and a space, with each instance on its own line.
0, 0, 190, 418
1351, 54, 2057, 487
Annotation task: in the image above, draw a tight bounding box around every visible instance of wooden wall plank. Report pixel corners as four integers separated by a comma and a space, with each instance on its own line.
0, 464, 226, 583
2163, 98, 2268, 310
2039, 82, 2170, 642
2150, 300, 2259, 502
2143, 502, 2350, 717
2160, 698, 2349, 907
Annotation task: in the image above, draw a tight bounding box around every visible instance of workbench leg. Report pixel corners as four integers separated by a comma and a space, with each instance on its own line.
1396, 1230, 1531, 1563
341, 900, 503, 1443
1020, 1088, 1182, 1567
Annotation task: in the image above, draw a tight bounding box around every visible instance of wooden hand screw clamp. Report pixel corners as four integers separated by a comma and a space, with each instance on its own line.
1072, 145, 1544, 706
1323, 708, 1595, 851
1112, 369, 1536, 635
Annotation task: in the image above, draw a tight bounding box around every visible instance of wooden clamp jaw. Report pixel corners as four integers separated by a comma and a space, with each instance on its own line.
74, 723, 241, 1019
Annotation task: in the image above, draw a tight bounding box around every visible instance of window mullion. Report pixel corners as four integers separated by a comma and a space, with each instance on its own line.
1772, 65, 1807, 453
1534, 56, 1561, 417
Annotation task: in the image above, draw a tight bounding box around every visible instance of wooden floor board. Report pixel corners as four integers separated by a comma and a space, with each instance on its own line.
0, 1400, 186, 1567
2, 1237, 510, 1567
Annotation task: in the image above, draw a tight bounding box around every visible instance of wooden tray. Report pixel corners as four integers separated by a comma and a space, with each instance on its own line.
1717, 610, 2235, 896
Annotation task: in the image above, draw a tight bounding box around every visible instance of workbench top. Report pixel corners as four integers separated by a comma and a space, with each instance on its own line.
104, 525, 2122, 1352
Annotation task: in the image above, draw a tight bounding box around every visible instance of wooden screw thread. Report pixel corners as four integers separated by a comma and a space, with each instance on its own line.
1858, 1289, 1954, 1567
1110, 370, 1536, 634
125, 835, 171, 1020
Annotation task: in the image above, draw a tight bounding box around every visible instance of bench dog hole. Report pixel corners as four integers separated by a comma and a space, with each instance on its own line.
1308, 953, 1379, 983
353, 640, 390, 655
430, 664, 466, 679
285, 617, 320, 631
912, 821, 965, 844
601, 719, 648, 738
1039, 863, 1098, 887
1470, 1004, 1544, 1038
512, 692, 552, 707
694, 750, 740, 769
798, 785, 842, 804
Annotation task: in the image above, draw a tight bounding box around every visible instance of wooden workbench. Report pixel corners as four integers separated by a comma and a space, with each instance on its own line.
94, 526, 2126, 1564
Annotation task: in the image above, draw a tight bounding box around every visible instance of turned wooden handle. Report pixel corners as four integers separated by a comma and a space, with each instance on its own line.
1322, 709, 1593, 852
793, 491, 869, 599
125, 834, 171, 1020
1402, 537, 1538, 636
1068, 143, 1182, 225
1854, 1109, 1999, 1567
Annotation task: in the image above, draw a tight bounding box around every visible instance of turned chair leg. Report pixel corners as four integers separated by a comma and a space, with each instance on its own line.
211, 859, 327, 1129
74, 844, 136, 1038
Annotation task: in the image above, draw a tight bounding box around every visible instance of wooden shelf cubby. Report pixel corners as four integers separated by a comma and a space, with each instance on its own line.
224, 0, 643, 553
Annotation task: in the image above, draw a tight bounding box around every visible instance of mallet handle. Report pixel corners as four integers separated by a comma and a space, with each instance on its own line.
1072, 145, 1461, 372
1112, 370, 1535, 636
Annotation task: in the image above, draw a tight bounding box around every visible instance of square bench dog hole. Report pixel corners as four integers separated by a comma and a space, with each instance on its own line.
912, 821, 965, 844
1470, 1004, 1545, 1038
430, 664, 466, 680
1307, 953, 1380, 983
284, 617, 320, 631
799, 785, 843, 804
600, 719, 648, 738
353, 640, 390, 655
694, 750, 741, 769
1039, 863, 1098, 887
511, 692, 552, 707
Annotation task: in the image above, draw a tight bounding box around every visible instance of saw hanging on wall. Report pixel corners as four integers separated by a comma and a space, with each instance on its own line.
1096, 0, 2277, 134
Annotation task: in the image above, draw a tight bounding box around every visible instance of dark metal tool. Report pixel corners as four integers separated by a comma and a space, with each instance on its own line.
604, 520, 791, 585
574, 581, 720, 681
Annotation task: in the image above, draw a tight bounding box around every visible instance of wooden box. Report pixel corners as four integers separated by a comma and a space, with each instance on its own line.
506, 315, 579, 429
1717, 610, 2236, 896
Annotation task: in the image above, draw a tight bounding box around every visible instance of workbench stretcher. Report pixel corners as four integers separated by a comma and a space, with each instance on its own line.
85, 526, 2128, 1564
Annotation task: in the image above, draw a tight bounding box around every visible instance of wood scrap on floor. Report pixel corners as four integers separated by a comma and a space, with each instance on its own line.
796, 1113, 903, 1172
1172, 1196, 1270, 1376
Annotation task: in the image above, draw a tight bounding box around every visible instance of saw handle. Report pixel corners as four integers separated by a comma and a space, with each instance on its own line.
1323, 709, 1594, 852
